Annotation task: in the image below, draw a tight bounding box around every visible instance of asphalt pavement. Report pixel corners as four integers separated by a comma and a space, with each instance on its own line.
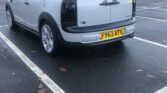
0, 0, 167, 93
0, 33, 51, 93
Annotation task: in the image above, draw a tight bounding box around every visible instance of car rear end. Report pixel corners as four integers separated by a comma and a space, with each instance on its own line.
60, 0, 136, 45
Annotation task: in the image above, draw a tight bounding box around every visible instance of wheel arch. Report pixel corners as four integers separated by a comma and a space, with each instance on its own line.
38, 12, 64, 44
38, 12, 59, 32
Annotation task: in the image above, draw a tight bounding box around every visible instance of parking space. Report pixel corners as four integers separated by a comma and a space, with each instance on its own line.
136, 17, 167, 45
137, 0, 167, 9
0, 0, 167, 93
0, 35, 52, 93
136, 0, 167, 45
1, 25, 167, 93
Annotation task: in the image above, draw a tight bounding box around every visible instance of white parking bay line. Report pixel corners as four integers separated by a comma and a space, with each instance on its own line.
155, 87, 167, 93
0, 25, 9, 28
137, 16, 167, 23
136, 5, 167, 11
0, 32, 65, 93
134, 37, 167, 49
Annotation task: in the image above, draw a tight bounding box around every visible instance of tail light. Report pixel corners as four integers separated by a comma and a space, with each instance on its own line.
132, 0, 136, 17
61, 0, 77, 29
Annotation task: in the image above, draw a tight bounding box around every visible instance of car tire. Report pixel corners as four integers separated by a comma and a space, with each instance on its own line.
6, 7, 18, 29
40, 21, 61, 56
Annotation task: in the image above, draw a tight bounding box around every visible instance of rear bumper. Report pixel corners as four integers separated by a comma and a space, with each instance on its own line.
58, 23, 135, 46
60, 31, 134, 47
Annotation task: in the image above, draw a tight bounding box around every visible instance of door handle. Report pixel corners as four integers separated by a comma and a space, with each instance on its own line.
100, 1, 120, 6
24, 1, 29, 5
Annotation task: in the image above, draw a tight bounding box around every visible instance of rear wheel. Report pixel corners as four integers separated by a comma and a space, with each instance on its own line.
6, 8, 18, 29
40, 21, 61, 56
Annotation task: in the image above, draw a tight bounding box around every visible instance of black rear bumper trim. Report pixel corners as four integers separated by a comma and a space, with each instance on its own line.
65, 18, 136, 33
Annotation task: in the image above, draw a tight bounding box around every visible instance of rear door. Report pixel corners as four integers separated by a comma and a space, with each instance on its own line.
10, 0, 27, 24
109, 0, 132, 23
77, 0, 133, 27
77, 0, 111, 27
26, 0, 44, 31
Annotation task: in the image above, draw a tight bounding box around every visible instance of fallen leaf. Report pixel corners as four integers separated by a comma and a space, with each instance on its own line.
59, 67, 67, 72
136, 69, 144, 72
146, 74, 155, 78
12, 72, 15, 75
59, 64, 68, 72
38, 84, 45, 93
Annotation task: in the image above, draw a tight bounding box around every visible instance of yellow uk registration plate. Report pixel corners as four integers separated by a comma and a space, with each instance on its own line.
99, 28, 125, 40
